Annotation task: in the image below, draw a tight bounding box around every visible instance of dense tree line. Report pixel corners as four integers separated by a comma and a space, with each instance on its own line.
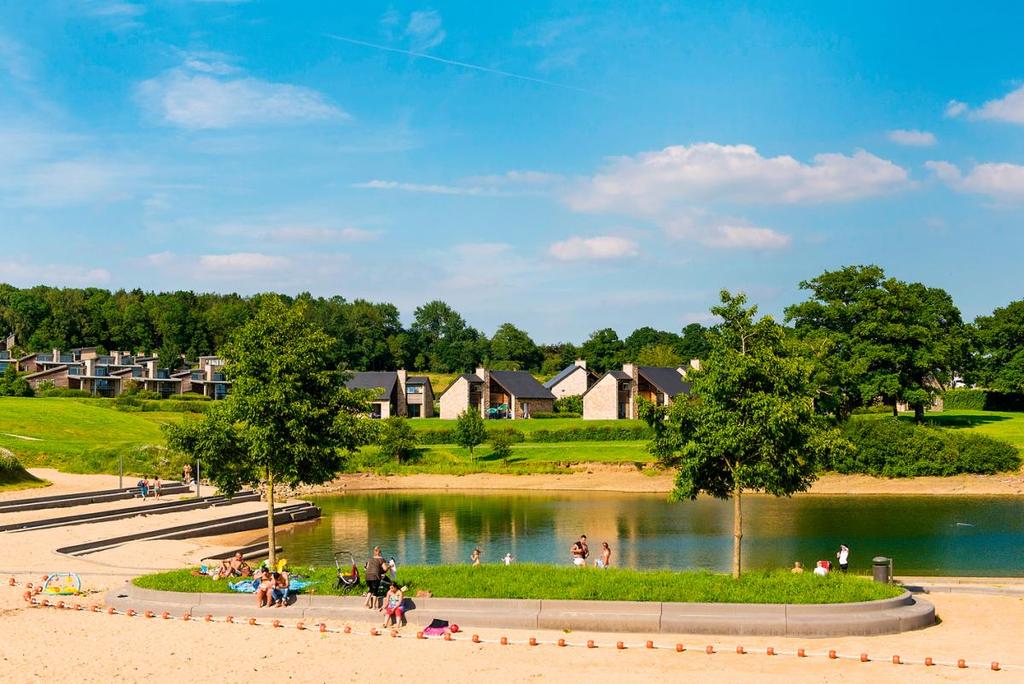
2, 265, 1022, 396
0, 285, 710, 374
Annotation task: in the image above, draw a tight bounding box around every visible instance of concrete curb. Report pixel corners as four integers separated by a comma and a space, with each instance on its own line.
107, 584, 934, 637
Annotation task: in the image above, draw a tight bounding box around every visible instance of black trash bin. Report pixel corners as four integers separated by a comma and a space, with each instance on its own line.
872, 556, 892, 583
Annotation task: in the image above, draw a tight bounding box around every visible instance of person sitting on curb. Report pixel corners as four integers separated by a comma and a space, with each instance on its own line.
382, 583, 405, 628
272, 567, 290, 607
255, 567, 274, 608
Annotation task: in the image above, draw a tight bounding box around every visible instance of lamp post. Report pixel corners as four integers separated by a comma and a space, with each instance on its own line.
195, 458, 200, 498
118, 454, 123, 490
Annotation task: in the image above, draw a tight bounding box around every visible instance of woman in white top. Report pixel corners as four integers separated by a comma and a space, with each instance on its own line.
836, 544, 850, 573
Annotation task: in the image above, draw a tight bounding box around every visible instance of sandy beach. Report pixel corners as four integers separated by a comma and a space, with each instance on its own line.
1, 469, 1022, 682
312, 467, 1024, 496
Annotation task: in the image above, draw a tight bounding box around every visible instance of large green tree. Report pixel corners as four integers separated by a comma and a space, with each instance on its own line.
489, 322, 542, 371
971, 300, 1024, 392
579, 328, 625, 373
164, 299, 375, 567
785, 265, 965, 421
642, 291, 848, 578
453, 407, 487, 459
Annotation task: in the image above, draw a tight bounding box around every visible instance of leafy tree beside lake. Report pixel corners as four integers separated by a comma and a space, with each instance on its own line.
643, 291, 849, 578
786, 265, 966, 421
490, 429, 516, 466
163, 298, 376, 567
453, 408, 487, 459
971, 299, 1024, 392
378, 416, 419, 464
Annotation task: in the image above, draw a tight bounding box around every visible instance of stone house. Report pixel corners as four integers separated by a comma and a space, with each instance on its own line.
345, 370, 435, 418
582, 364, 691, 420
542, 359, 597, 400
22, 348, 230, 399
439, 368, 554, 420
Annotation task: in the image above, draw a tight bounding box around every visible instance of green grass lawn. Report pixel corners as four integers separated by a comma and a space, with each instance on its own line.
411, 417, 645, 432
134, 565, 901, 604
4, 395, 1021, 479
0, 397, 186, 477
918, 410, 1024, 452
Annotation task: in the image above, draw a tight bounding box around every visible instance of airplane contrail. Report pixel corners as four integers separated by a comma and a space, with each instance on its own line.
323, 33, 602, 96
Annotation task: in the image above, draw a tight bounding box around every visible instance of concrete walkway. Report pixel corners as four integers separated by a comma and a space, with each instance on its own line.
108, 584, 935, 637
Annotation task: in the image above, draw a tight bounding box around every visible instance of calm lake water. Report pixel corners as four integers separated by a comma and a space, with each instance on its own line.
274, 491, 1024, 577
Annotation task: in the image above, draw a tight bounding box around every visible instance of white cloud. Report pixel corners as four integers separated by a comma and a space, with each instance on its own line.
887, 129, 936, 147
663, 213, 790, 250
944, 100, 967, 118
18, 160, 135, 206
0, 259, 111, 286
926, 160, 1024, 201
566, 143, 910, 213
548, 235, 639, 261
974, 84, 1024, 125
198, 252, 289, 272
180, 51, 239, 76
145, 251, 175, 266
137, 59, 345, 129
264, 225, 379, 242
353, 179, 496, 196
405, 10, 446, 51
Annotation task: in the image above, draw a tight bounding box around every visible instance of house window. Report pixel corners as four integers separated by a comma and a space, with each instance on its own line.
407, 385, 423, 395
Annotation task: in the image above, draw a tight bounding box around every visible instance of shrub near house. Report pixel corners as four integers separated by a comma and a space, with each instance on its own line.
835, 418, 1021, 477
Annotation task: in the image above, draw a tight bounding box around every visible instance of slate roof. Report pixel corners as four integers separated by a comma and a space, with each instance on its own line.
345, 371, 397, 402
638, 366, 691, 398
543, 363, 585, 389
489, 370, 555, 400
406, 376, 429, 384
580, 369, 630, 397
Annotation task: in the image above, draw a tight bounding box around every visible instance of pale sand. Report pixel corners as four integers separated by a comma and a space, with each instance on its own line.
0, 585, 1019, 683
315, 467, 1024, 496
1, 472, 1022, 682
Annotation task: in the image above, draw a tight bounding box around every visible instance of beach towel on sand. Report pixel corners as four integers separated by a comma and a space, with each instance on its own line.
422, 619, 449, 636
229, 579, 315, 593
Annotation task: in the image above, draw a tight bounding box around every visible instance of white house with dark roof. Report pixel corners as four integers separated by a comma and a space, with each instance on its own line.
345, 370, 434, 418
582, 364, 692, 420
543, 359, 597, 399
439, 367, 554, 420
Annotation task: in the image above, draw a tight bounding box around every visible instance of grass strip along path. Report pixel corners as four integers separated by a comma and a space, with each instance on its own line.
135, 565, 901, 604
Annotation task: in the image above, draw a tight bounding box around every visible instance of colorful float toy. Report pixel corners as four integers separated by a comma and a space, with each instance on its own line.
42, 573, 82, 596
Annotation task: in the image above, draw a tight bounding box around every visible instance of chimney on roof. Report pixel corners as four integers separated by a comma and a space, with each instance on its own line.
574, 359, 586, 369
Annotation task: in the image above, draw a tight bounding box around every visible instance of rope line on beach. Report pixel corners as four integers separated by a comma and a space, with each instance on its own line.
8, 576, 1022, 673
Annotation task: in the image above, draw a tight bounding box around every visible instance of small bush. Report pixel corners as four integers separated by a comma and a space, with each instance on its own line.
0, 448, 45, 487
529, 425, 653, 442
553, 395, 583, 414
834, 418, 1021, 476
532, 411, 581, 419
37, 388, 93, 398
942, 389, 987, 411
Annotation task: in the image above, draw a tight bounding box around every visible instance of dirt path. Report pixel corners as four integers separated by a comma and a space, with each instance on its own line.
307, 467, 1024, 496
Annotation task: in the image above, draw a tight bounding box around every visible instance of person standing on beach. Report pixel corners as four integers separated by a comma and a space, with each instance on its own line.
470, 548, 481, 566
153, 476, 161, 498
365, 546, 387, 609
836, 544, 850, 573
597, 542, 611, 568
570, 537, 586, 566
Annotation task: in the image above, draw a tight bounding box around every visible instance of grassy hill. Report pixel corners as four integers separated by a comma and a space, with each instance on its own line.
0, 448, 49, 492
0, 397, 186, 477
2, 396, 1021, 478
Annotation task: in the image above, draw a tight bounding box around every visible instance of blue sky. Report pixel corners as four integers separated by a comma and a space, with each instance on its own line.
1, 1, 1023, 342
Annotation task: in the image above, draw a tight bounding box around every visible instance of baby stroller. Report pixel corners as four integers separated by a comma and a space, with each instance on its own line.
334, 550, 361, 592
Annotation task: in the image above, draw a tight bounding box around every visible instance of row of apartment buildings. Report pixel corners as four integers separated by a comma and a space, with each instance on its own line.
0, 339, 231, 399
345, 359, 697, 421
